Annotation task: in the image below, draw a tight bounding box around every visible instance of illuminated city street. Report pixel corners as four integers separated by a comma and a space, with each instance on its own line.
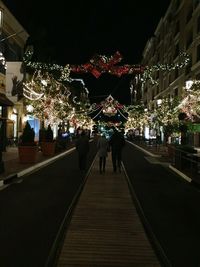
0, 1, 200, 266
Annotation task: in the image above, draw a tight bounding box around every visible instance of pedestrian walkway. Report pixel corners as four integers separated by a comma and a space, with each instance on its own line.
55, 153, 161, 266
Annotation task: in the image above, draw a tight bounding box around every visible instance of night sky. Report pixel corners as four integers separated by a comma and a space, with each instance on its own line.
2, 0, 171, 104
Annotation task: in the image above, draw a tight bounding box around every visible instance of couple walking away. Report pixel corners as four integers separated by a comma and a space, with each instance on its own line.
97, 129, 125, 174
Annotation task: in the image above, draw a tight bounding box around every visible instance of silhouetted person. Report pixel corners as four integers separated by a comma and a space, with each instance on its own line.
109, 128, 125, 172
97, 134, 109, 174
76, 130, 89, 171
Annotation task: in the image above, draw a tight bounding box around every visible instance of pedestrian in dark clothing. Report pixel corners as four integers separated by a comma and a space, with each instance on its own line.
97, 134, 109, 174
76, 130, 89, 171
109, 128, 125, 173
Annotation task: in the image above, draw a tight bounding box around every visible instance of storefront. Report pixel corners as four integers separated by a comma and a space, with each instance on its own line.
0, 93, 14, 151
0, 93, 13, 173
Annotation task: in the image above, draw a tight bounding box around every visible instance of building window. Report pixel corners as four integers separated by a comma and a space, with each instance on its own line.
174, 0, 181, 11
185, 59, 192, 75
169, 72, 173, 84
196, 73, 200, 80
186, 31, 193, 49
186, 4, 193, 23
194, 0, 199, 9
174, 21, 180, 37
196, 44, 200, 62
197, 16, 200, 33
174, 68, 179, 79
174, 43, 179, 59
174, 88, 178, 97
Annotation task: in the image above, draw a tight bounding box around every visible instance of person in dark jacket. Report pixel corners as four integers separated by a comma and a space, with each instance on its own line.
97, 133, 109, 174
109, 128, 125, 173
76, 130, 89, 171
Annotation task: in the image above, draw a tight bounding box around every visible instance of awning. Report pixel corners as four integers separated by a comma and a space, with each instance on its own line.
0, 93, 14, 106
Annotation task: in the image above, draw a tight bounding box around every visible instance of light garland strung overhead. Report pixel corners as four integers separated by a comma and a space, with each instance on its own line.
23, 50, 72, 81
140, 52, 190, 86
23, 49, 190, 99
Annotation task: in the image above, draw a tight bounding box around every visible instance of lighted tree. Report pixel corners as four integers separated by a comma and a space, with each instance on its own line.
152, 98, 180, 142
125, 104, 151, 131
24, 71, 72, 124
153, 98, 180, 127
68, 109, 94, 129
178, 80, 200, 121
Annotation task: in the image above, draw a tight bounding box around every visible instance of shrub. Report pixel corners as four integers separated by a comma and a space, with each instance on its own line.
20, 121, 35, 145
45, 125, 54, 142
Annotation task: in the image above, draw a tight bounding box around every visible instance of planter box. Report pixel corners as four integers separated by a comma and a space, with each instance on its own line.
18, 145, 38, 163
41, 142, 56, 156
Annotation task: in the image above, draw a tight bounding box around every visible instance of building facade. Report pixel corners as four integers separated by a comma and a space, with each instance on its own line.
0, 0, 29, 151
141, 0, 200, 109
139, 0, 200, 145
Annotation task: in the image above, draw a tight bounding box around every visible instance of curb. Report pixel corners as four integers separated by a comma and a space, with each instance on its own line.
128, 141, 193, 184
127, 141, 162, 158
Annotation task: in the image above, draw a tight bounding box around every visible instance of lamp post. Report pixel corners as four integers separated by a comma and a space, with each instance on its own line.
0, 8, 3, 35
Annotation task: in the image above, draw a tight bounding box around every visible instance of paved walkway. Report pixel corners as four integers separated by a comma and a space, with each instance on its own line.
56, 153, 161, 266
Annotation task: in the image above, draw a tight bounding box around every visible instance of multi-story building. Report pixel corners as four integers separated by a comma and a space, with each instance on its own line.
141, 0, 200, 109
140, 0, 200, 145
0, 0, 29, 152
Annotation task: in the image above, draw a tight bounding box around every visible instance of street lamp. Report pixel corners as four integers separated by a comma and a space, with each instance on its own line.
0, 8, 3, 34
185, 80, 194, 90
157, 99, 162, 106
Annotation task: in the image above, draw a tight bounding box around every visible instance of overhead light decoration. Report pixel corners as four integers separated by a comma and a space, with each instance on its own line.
23, 50, 190, 99
23, 50, 71, 81
140, 52, 190, 88
103, 105, 118, 117
102, 95, 118, 117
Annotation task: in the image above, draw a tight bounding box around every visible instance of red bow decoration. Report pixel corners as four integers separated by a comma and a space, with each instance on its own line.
71, 52, 145, 78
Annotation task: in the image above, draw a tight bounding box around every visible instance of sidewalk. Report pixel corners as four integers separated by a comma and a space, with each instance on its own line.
0, 143, 76, 186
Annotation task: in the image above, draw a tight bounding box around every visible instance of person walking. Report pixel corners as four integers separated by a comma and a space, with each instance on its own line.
109, 128, 125, 173
76, 130, 89, 171
97, 133, 109, 174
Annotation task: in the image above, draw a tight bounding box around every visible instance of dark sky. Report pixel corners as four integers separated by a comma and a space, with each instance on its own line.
3, 0, 171, 104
